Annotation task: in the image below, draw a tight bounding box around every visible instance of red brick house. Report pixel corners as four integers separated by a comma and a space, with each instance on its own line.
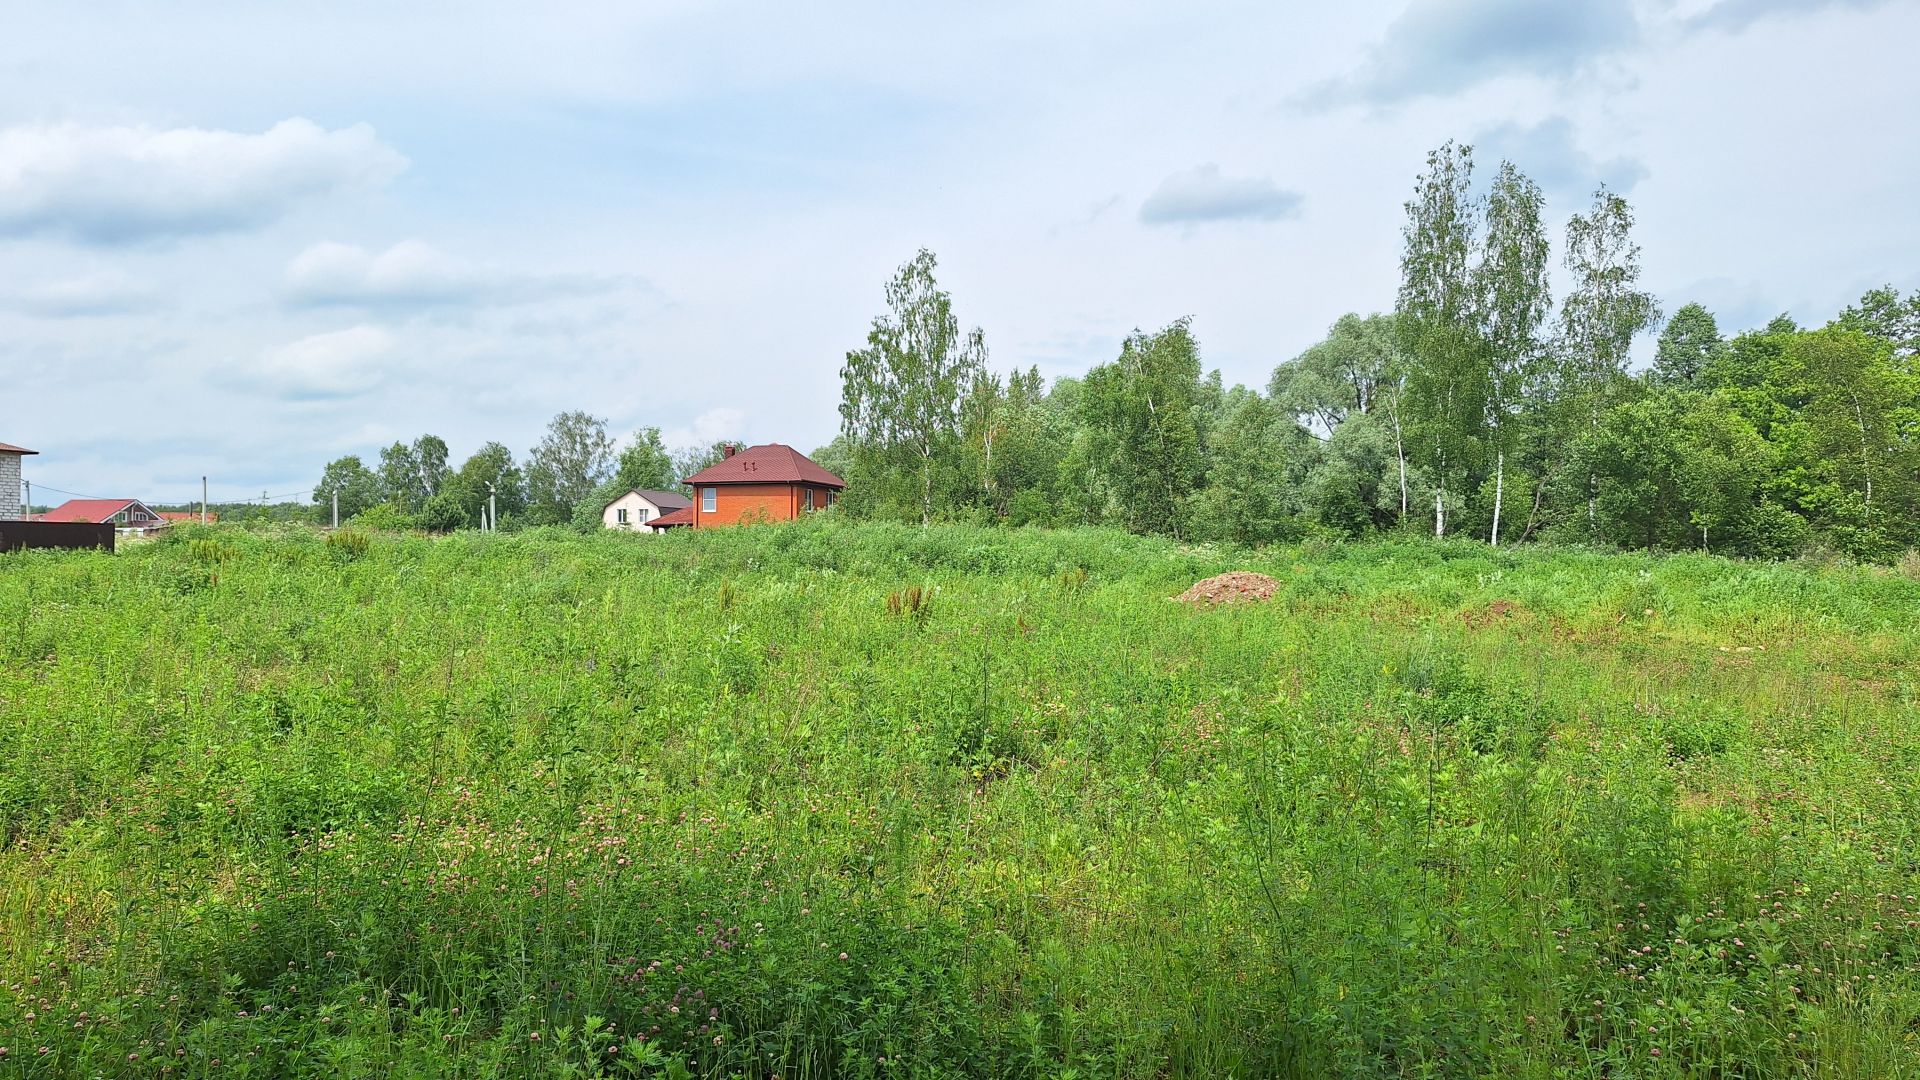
672, 443, 844, 529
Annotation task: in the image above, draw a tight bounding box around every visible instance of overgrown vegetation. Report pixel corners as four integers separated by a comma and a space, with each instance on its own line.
5, 520, 1919, 1076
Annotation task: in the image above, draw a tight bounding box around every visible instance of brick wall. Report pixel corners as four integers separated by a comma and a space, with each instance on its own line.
695, 483, 798, 527
0, 454, 21, 520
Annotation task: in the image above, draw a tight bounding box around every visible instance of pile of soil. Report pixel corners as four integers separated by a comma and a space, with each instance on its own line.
1174, 571, 1281, 605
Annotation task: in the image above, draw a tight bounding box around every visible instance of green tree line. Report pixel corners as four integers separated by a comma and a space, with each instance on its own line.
313, 416, 732, 532
832, 144, 1920, 560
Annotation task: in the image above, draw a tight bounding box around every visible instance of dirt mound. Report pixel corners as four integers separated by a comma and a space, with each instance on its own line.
1174, 571, 1281, 605
1460, 598, 1525, 628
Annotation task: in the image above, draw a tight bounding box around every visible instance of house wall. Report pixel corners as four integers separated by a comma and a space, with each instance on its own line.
601, 490, 669, 532
693, 483, 839, 528
0, 454, 21, 520
695, 483, 799, 527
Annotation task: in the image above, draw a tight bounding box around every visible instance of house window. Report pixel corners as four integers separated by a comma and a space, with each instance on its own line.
701, 487, 716, 512
637, 507, 650, 522
804, 488, 815, 512
616, 508, 629, 524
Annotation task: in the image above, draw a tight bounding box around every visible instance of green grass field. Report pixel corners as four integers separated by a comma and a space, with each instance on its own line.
4, 522, 1919, 1077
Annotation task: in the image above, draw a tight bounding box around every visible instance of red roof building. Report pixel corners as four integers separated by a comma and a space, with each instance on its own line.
40, 498, 165, 529
643, 504, 696, 530
681, 443, 844, 528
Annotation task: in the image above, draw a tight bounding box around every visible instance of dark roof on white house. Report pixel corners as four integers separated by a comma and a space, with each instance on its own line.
604, 487, 692, 511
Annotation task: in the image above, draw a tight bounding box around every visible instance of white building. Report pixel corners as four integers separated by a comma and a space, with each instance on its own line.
0, 441, 35, 521
601, 488, 692, 532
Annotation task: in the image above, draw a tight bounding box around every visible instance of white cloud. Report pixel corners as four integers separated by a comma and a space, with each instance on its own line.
1688, 0, 1892, 32
5, 270, 156, 317
1306, 0, 1640, 107
243, 325, 395, 400
662, 407, 745, 451
282, 240, 616, 309
1474, 117, 1649, 202
1139, 164, 1303, 226
0, 118, 406, 244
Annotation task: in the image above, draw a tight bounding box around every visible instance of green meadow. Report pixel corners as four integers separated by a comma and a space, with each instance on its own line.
4, 522, 1919, 1078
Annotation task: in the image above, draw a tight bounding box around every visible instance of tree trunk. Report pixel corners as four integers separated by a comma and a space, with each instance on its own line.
920, 439, 933, 527
1391, 405, 1409, 520
1520, 458, 1553, 543
1490, 450, 1504, 547
982, 428, 994, 503
1144, 389, 1182, 540
1852, 393, 1873, 511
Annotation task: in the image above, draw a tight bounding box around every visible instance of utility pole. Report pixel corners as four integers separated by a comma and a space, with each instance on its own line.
485, 480, 497, 533
22, 478, 29, 521
332, 491, 339, 529
201, 476, 208, 525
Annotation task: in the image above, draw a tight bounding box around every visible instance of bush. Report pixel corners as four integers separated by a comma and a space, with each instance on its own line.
348, 502, 416, 532
417, 491, 470, 533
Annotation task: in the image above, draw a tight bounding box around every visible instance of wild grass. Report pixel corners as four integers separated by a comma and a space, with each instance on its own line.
2, 520, 1918, 1077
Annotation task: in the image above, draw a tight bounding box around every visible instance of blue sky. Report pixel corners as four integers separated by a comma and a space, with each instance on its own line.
3, 0, 1916, 503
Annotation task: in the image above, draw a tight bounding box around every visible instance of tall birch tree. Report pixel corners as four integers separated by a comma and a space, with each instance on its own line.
1473, 162, 1551, 547
1559, 187, 1661, 534
1396, 142, 1487, 538
1078, 319, 1207, 539
839, 249, 987, 525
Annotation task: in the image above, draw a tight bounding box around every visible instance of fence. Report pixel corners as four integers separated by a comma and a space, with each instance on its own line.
0, 521, 116, 553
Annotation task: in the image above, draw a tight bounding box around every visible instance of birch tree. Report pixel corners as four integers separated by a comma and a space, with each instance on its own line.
525, 411, 615, 524
1559, 187, 1661, 535
1078, 319, 1207, 539
1396, 142, 1487, 538
839, 249, 987, 525
1473, 162, 1551, 547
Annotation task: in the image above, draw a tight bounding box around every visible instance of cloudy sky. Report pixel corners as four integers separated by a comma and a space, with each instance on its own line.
4, 0, 1915, 503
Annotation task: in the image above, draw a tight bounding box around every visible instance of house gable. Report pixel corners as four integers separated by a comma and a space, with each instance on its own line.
601, 488, 692, 531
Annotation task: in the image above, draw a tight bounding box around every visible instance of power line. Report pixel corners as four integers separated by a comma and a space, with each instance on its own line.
23, 482, 110, 501
22, 480, 313, 505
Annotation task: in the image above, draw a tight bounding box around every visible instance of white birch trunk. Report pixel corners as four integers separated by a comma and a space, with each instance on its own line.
1490, 450, 1504, 547
1391, 408, 1409, 519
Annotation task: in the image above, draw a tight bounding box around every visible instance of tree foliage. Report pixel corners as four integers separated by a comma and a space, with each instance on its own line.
839, 249, 987, 525
1078, 320, 1209, 539
525, 411, 616, 525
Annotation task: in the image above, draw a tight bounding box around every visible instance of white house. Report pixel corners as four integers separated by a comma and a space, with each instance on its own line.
601, 488, 692, 532
0, 441, 34, 521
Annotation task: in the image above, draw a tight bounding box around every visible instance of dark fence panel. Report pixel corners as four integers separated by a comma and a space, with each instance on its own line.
0, 521, 115, 553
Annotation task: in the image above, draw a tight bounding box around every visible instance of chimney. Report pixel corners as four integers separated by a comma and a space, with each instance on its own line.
721, 443, 738, 459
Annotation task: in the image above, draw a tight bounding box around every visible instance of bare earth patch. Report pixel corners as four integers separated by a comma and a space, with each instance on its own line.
1460, 598, 1526, 628
1174, 571, 1281, 605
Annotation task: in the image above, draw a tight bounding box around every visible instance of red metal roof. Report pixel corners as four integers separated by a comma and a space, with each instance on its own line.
683, 444, 844, 488
645, 505, 696, 528
0, 442, 38, 455
39, 499, 143, 523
